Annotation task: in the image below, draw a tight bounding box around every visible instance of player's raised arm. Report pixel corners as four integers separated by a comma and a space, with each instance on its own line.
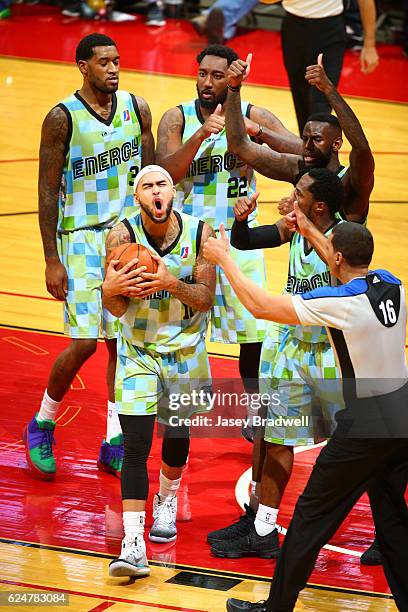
135, 96, 155, 167
204, 225, 299, 324
230, 193, 291, 250
38, 106, 69, 301
306, 54, 374, 220
156, 105, 224, 184
248, 106, 303, 154
225, 57, 300, 183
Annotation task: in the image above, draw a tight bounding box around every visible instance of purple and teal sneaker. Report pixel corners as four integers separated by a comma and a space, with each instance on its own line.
97, 434, 124, 478
23, 415, 56, 480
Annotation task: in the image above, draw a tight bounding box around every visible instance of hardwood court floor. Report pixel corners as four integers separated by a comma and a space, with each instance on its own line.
0, 54, 407, 611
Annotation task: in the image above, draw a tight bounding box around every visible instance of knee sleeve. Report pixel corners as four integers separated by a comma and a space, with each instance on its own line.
119, 414, 155, 500
239, 342, 262, 393
162, 425, 190, 467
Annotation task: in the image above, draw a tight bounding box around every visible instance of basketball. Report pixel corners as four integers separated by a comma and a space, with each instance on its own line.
107, 243, 158, 274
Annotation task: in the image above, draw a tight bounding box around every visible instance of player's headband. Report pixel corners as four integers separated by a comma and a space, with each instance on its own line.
133, 165, 174, 193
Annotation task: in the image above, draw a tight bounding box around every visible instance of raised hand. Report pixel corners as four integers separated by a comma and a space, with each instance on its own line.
234, 192, 259, 222
293, 199, 315, 236
203, 223, 230, 264
199, 104, 225, 139
227, 53, 252, 88
305, 53, 332, 93
277, 195, 294, 216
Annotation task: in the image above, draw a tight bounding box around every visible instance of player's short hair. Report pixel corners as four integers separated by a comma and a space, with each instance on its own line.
75, 34, 117, 63
306, 167, 344, 214
332, 222, 374, 266
305, 113, 342, 135
196, 44, 239, 66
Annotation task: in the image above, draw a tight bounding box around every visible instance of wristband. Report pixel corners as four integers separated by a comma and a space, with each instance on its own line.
227, 84, 241, 92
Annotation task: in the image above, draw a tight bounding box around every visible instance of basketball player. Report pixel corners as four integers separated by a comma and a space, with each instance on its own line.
204, 217, 408, 612
156, 44, 302, 445
210, 169, 349, 559
207, 53, 375, 556
23, 33, 155, 481
103, 166, 215, 577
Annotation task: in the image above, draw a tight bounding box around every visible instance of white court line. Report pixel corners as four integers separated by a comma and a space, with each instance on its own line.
234, 441, 362, 558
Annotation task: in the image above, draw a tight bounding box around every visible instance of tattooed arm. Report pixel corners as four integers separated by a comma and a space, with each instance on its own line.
38, 106, 68, 301
134, 223, 216, 311
305, 57, 374, 220
135, 96, 155, 167
156, 106, 225, 184
105, 222, 132, 259
248, 106, 303, 154
226, 88, 300, 183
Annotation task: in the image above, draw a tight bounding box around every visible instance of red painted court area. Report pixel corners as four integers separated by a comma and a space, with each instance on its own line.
0, 327, 393, 595
1, 7, 408, 102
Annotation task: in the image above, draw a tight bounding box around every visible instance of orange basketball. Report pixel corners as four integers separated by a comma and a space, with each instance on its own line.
107, 243, 158, 274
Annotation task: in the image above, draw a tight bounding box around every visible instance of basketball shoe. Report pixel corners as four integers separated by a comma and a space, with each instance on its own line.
149, 493, 177, 542
210, 519, 280, 559
23, 415, 56, 480
207, 503, 255, 544
360, 537, 383, 565
97, 434, 124, 478
227, 599, 267, 612
109, 535, 150, 577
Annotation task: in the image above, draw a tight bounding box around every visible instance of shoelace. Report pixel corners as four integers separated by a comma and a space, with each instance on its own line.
154, 500, 175, 528
224, 511, 251, 536
40, 429, 56, 459
123, 538, 145, 561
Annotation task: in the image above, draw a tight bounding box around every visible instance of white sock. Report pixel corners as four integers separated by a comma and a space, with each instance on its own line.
250, 480, 259, 499
37, 390, 60, 422
106, 401, 122, 442
159, 472, 181, 501
254, 504, 279, 537
123, 511, 145, 540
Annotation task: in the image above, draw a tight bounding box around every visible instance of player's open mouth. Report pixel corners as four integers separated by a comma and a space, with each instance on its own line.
304, 156, 316, 163
154, 199, 163, 212
201, 91, 214, 100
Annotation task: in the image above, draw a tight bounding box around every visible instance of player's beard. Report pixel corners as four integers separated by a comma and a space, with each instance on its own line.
197, 84, 228, 110
90, 74, 119, 94
140, 198, 173, 224
301, 149, 332, 169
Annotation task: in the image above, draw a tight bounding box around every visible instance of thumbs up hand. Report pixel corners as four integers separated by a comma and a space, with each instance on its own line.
199, 103, 225, 140
227, 53, 253, 88
203, 223, 230, 265
305, 53, 332, 93
233, 192, 259, 222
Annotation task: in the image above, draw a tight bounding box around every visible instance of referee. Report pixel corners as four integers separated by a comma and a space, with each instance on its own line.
203, 211, 408, 612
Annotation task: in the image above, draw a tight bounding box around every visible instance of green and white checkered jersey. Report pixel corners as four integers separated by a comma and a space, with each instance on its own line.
175, 99, 257, 230
118, 211, 208, 353
211, 242, 267, 344
284, 222, 341, 343
58, 90, 142, 232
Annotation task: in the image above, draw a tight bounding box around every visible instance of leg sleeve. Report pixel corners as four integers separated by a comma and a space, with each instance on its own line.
119, 414, 156, 500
